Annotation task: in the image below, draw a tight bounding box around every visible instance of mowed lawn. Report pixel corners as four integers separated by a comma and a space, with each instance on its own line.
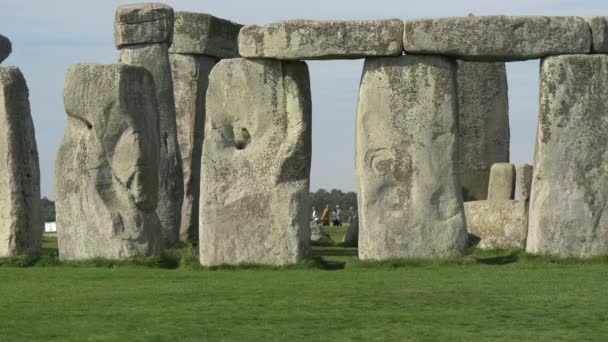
1, 231, 607, 341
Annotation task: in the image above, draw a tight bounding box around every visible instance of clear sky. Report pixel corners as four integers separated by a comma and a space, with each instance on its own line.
1, 0, 606, 199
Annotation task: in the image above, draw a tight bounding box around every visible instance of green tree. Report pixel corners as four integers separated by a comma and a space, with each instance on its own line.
40, 197, 56, 222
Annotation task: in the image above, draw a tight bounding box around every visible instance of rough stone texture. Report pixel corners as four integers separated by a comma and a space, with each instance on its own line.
56, 64, 162, 260
310, 222, 334, 246
343, 218, 359, 245
170, 12, 242, 58
527, 55, 608, 258
200, 58, 312, 266
404, 16, 591, 61
119, 44, 184, 248
464, 200, 526, 248
0, 67, 41, 257
114, 3, 173, 47
170, 54, 215, 243
478, 235, 523, 249
488, 163, 516, 201
517, 164, 533, 202
457, 61, 509, 201
356, 55, 468, 260
239, 19, 403, 60
587, 17, 608, 53
0, 35, 11, 64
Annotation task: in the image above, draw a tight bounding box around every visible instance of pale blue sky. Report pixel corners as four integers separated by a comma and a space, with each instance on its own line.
0, 0, 606, 198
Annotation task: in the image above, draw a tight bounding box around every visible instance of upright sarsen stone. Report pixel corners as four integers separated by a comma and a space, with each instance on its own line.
487, 163, 516, 201
457, 61, 509, 201
170, 54, 215, 243
115, 3, 184, 248
355, 55, 467, 260
0, 67, 41, 257
527, 55, 608, 257
201, 58, 312, 266
57, 64, 162, 260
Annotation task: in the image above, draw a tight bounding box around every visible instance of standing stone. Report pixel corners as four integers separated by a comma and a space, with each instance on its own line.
356, 55, 468, 260
239, 19, 403, 60
170, 54, 215, 244
0, 34, 11, 64
587, 17, 608, 53
487, 163, 516, 201
404, 16, 591, 61
0, 67, 41, 257
115, 3, 184, 248
457, 61, 509, 201
170, 12, 242, 58
343, 218, 359, 246
57, 64, 162, 260
200, 58, 312, 266
527, 55, 608, 257
517, 164, 533, 202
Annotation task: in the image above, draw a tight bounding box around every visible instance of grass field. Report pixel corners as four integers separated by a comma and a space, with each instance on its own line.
1, 230, 607, 341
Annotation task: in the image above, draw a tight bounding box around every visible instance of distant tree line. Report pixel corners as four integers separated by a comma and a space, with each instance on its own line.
41, 197, 56, 222
309, 189, 357, 213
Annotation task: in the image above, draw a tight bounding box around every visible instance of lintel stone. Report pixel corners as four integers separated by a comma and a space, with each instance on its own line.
114, 3, 174, 47
170, 12, 242, 58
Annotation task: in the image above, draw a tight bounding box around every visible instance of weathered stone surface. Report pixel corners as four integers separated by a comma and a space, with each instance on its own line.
457, 61, 509, 201
0, 35, 11, 64
170, 12, 242, 58
404, 16, 591, 61
310, 222, 334, 246
488, 163, 516, 201
120, 44, 184, 248
239, 19, 403, 60
0, 67, 41, 257
200, 58, 312, 266
57, 64, 162, 260
517, 164, 533, 202
114, 3, 173, 47
587, 17, 608, 53
170, 54, 215, 244
356, 55, 467, 260
464, 200, 526, 247
527, 55, 608, 258
343, 218, 359, 245
478, 235, 523, 250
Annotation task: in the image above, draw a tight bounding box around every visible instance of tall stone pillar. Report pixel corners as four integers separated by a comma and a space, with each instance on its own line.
527, 55, 608, 257
56, 64, 162, 260
356, 55, 468, 260
115, 4, 183, 247
169, 12, 241, 244
457, 61, 510, 201
0, 66, 41, 257
200, 58, 312, 266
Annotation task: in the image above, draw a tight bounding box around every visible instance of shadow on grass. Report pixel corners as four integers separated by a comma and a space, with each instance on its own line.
312, 247, 358, 257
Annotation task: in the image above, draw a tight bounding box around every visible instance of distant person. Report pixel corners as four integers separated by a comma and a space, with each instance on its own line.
348, 207, 354, 225
312, 206, 319, 223
336, 205, 342, 227
321, 205, 330, 226
332, 208, 338, 226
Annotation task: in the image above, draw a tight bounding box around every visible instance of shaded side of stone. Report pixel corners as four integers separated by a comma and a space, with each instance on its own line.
200, 58, 312, 266
404, 16, 591, 61
120, 43, 184, 248
587, 17, 608, 53
239, 19, 403, 60
457, 61, 509, 201
170, 54, 215, 244
517, 164, 533, 202
527, 55, 608, 257
57, 63, 162, 260
356, 55, 467, 260
170, 12, 242, 58
0, 34, 12, 64
0, 67, 41, 257
114, 3, 174, 47
488, 163, 516, 201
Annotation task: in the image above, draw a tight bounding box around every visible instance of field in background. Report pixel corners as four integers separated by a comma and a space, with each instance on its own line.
0, 233, 607, 340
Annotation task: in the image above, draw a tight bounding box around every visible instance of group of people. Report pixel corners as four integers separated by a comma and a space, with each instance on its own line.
312, 205, 355, 227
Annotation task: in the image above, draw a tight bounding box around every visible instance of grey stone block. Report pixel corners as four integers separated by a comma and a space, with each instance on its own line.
114, 3, 174, 47
170, 12, 242, 58
0, 34, 11, 64
488, 163, 516, 201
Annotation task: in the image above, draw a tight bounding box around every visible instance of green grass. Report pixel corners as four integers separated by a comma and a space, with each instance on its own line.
0, 235, 607, 341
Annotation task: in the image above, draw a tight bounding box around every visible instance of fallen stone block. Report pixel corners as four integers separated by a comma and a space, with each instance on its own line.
465, 200, 526, 248
239, 19, 403, 60
57, 63, 162, 260
404, 16, 591, 61
0, 67, 41, 257
356, 55, 467, 260
200, 58, 312, 266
